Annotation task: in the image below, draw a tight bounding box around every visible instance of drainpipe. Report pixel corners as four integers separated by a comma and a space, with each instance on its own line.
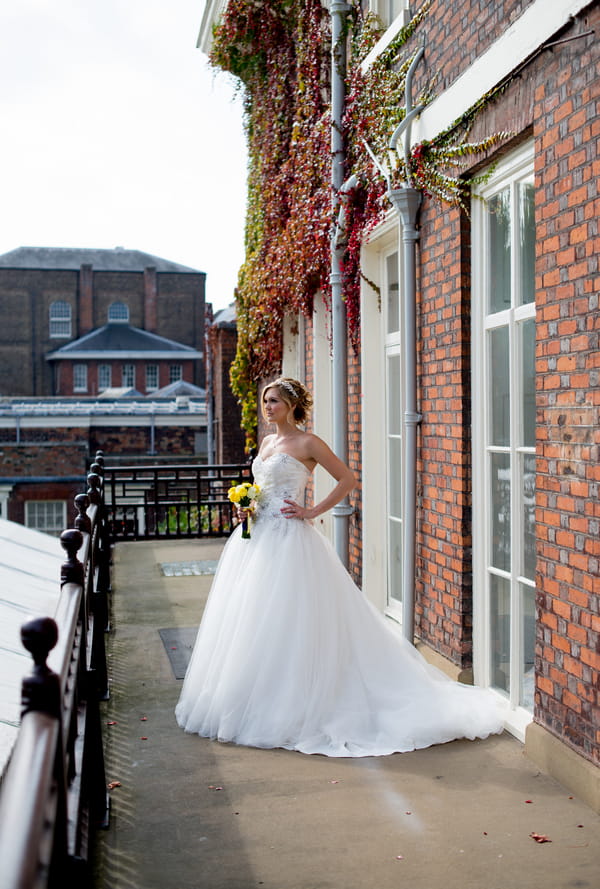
387, 45, 425, 642
330, 0, 352, 567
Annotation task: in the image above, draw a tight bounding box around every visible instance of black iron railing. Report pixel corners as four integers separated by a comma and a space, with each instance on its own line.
103, 462, 251, 541
0, 465, 110, 888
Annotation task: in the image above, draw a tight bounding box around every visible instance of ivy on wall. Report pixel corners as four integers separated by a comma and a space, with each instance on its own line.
211, 0, 509, 447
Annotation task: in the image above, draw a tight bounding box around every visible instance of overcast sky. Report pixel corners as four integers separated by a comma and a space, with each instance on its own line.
0, 0, 248, 311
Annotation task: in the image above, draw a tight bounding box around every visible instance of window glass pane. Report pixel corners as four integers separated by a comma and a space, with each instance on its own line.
386, 251, 399, 334
387, 353, 401, 435
169, 365, 182, 384
522, 453, 536, 580
490, 573, 511, 696
487, 189, 511, 313
49, 301, 72, 338
388, 436, 402, 517
73, 364, 87, 391
490, 326, 510, 446
25, 501, 66, 536
520, 581, 536, 710
490, 452, 510, 572
521, 318, 535, 448
388, 518, 402, 605
108, 302, 130, 322
518, 181, 535, 306
98, 365, 112, 390
122, 364, 135, 387
146, 365, 159, 390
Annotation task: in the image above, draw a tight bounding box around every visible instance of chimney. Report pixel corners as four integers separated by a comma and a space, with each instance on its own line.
79, 264, 93, 334
144, 266, 158, 332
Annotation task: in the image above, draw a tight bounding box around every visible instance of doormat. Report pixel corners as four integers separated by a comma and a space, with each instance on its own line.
158, 627, 197, 679
159, 560, 219, 577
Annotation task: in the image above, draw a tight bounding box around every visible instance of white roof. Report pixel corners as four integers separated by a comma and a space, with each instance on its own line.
0, 519, 63, 778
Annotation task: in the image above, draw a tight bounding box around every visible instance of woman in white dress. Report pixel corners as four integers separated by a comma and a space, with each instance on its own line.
175, 377, 504, 756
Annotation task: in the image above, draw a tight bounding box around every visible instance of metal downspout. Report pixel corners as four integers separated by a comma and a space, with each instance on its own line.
330, 0, 352, 567
387, 45, 425, 642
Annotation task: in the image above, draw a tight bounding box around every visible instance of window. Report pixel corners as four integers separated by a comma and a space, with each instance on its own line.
73, 364, 88, 392
49, 301, 72, 338
122, 364, 135, 388
146, 364, 159, 391
384, 250, 403, 619
371, 0, 409, 28
25, 501, 67, 537
169, 364, 182, 384
108, 302, 129, 323
472, 143, 535, 732
98, 364, 112, 391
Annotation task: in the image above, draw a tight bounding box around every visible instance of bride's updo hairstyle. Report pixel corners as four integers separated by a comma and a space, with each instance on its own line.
262, 377, 313, 426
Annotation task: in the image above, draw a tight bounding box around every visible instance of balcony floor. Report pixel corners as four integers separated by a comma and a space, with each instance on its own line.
93, 539, 600, 889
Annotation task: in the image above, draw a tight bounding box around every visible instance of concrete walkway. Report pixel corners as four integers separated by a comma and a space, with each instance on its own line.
93, 540, 600, 889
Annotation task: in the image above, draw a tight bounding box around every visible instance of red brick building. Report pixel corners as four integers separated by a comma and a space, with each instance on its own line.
201, 0, 599, 809
205, 304, 245, 463
0, 246, 206, 396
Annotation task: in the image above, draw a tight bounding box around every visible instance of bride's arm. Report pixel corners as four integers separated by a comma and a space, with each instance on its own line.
282, 435, 355, 521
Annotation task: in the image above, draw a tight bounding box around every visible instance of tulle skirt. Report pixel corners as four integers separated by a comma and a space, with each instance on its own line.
175, 517, 504, 757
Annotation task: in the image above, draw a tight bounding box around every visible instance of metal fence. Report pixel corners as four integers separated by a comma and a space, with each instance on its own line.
103, 462, 252, 541
0, 476, 110, 888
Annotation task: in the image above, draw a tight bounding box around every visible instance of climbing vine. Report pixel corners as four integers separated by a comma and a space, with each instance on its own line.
210, 0, 510, 447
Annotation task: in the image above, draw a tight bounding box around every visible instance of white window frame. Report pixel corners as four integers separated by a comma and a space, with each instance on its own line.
145, 364, 159, 392
472, 141, 535, 740
49, 301, 72, 338
108, 301, 130, 323
122, 364, 135, 388
361, 212, 402, 618
25, 501, 67, 537
98, 364, 112, 391
383, 247, 404, 623
73, 363, 88, 393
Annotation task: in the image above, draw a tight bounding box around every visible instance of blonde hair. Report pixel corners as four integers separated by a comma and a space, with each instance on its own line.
261, 377, 313, 425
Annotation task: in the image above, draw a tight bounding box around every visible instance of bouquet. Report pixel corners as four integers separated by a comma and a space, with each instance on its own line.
228, 481, 261, 539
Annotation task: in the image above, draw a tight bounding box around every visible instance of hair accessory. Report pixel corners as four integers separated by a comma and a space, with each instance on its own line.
277, 379, 297, 398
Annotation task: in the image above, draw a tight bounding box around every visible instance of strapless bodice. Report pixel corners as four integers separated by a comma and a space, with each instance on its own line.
252, 452, 310, 523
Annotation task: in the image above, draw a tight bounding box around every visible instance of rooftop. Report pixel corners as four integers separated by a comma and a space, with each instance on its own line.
46, 323, 203, 360
0, 520, 64, 777
0, 246, 204, 275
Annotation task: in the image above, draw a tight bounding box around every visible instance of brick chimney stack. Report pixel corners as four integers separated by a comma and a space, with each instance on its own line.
79, 264, 94, 334
144, 266, 157, 332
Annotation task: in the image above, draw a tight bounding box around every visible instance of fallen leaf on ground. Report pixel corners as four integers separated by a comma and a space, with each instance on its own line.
140, 716, 148, 721
106, 721, 117, 726
530, 832, 552, 843
525, 799, 533, 804
107, 781, 122, 790
395, 855, 404, 860
140, 736, 148, 740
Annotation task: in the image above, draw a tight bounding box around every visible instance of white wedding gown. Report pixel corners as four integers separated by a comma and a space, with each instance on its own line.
175, 453, 504, 756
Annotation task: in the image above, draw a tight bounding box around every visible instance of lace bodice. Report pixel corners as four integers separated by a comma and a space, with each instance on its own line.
252, 452, 310, 524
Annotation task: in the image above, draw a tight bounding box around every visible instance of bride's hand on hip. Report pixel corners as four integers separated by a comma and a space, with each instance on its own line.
281, 499, 310, 520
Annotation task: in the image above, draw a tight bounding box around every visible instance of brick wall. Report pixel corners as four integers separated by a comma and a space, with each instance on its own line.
532, 3, 599, 764
0, 266, 206, 396
211, 327, 245, 463
410, 199, 475, 664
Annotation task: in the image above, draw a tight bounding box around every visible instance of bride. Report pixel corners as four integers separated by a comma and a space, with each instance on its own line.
175, 377, 504, 756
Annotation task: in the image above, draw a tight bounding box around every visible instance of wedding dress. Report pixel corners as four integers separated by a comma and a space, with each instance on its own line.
175, 453, 504, 756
